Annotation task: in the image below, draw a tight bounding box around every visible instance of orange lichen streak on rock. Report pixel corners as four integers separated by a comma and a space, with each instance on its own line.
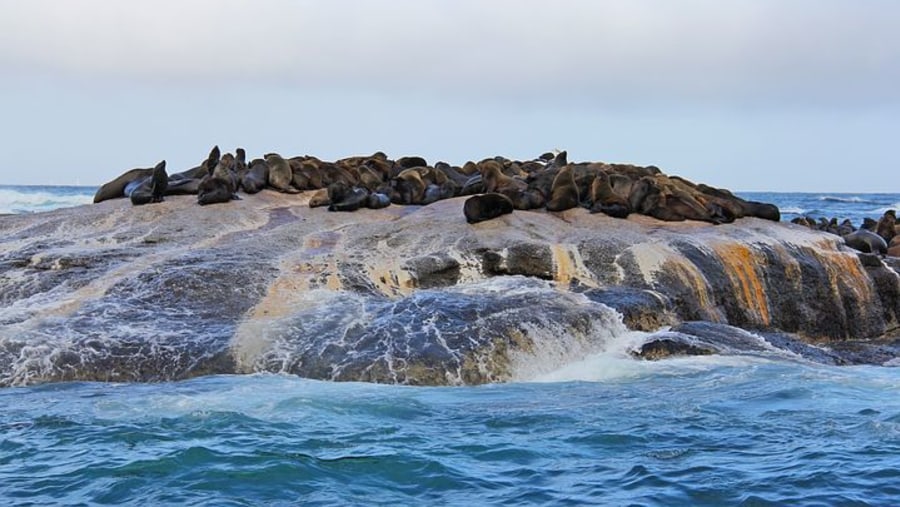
812, 249, 874, 308
659, 257, 720, 321
712, 243, 771, 327
550, 244, 597, 288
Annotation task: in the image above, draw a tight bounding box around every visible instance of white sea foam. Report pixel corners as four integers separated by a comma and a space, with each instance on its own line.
517, 323, 807, 384
872, 202, 900, 215
0, 187, 95, 214
818, 195, 876, 204
526, 344, 780, 383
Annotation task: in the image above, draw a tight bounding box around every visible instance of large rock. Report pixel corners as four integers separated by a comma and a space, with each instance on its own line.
1, 192, 898, 386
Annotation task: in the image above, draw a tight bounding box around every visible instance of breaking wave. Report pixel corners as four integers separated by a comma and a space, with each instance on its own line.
0, 185, 96, 214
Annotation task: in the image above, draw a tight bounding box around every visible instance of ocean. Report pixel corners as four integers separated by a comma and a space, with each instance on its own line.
1, 185, 899, 506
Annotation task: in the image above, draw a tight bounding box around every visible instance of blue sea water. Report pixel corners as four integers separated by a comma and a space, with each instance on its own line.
0, 185, 96, 215
2, 186, 900, 506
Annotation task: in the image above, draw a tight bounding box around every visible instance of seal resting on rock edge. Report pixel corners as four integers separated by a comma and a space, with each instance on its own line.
844, 229, 888, 255
463, 193, 514, 224
93, 167, 155, 203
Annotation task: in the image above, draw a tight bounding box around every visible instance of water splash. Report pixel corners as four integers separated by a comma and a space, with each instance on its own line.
232, 277, 635, 385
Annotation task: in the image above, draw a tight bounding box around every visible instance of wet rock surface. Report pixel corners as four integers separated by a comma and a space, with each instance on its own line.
1, 193, 898, 386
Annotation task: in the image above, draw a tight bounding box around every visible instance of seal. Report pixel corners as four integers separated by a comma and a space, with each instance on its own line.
162, 146, 220, 196
589, 170, 631, 218
888, 234, 900, 257
233, 148, 249, 183
241, 158, 269, 194
198, 150, 236, 205
93, 167, 155, 203
476, 160, 540, 209
366, 192, 391, 209
327, 181, 369, 212
395, 156, 428, 171
289, 157, 325, 191
149, 160, 168, 203
320, 161, 358, 188
791, 216, 814, 229
837, 219, 855, 237
107, 160, 167, 206
463, 193, 514, 224
844, 229, 888, 255
545, 164, 580, 212
630, 175, 733, 224
390, 168, 427, 204
876, 210, 896, 243
307, 188, 330, 208
389, 167, 453, 205
265, 153, 298, 193
357, 162, 386, 192
435, 162, 472, 191
479, 160, 525, 195
547, 150, 568, 170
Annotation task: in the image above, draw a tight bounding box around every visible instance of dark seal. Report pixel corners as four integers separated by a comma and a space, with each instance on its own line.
464, 193, 514, 224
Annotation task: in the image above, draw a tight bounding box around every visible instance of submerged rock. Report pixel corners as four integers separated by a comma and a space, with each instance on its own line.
633, 337, 716, 360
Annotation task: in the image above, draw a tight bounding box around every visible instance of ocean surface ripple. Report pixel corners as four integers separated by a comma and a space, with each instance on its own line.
2, 360, 898, 505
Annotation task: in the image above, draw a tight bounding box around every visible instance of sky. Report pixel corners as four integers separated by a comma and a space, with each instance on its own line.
0, 0, 897, 191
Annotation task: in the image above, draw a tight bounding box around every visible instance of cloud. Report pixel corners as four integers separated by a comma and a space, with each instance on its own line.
1, 0, 898, 108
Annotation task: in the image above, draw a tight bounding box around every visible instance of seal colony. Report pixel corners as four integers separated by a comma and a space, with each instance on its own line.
93, 145, 899, 258
791, 210, 900, 257
94, 146, 784, 226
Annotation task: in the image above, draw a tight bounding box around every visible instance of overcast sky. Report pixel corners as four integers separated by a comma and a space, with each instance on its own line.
0, 0, 897, 191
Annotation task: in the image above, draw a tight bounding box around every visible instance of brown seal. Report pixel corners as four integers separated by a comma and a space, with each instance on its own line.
545, 164, 580, 212
265, 153, 298, 193
589, 170, 630, 218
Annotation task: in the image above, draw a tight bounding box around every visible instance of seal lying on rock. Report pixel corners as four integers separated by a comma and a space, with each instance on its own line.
463, 193, 514, 224
327, 181, 369, 212
127, 161, 168, 205
93, 167, 155, 203
844, 229, 888, 255
308, 188, 330, 208
92, 147, 782, 230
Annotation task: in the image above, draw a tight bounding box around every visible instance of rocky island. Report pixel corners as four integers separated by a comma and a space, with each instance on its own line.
1, 149, 898, 387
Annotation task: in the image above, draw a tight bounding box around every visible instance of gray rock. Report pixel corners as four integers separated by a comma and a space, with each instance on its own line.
0, 193, 898, 386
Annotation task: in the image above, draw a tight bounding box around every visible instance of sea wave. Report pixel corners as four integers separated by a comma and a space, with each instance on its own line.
3, 368, 900, 505
872, 203, 900, 215
0, 186, 95, 214
818, 195, 882, 205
